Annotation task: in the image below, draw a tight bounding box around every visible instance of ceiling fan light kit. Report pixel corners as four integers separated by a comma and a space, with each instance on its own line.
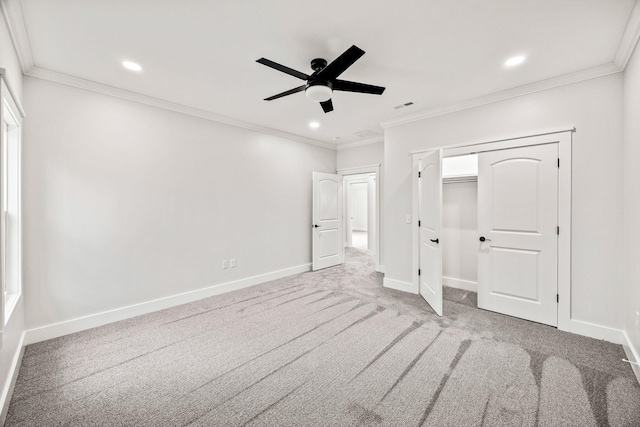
257, 45, 385, 113
305, 81, 333, 102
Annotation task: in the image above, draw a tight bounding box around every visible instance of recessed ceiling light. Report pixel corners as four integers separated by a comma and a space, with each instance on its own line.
505, 56, 525, 67
309, 121, 320, 129
122, 61, 142, 72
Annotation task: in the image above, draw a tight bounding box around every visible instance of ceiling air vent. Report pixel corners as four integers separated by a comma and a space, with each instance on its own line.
354, 129, 380, 138
394, 101, 414, 109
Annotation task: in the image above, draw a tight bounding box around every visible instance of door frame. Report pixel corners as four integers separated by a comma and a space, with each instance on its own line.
344, 174, 370, 249
337, 164, 381, 272
412, 128, 572, 331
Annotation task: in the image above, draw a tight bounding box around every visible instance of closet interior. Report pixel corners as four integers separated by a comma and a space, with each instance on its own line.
442, 154, 478, 298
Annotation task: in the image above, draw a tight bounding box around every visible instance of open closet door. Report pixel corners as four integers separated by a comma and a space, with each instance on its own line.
312, 172, 344, 271
419, 150, 443, 316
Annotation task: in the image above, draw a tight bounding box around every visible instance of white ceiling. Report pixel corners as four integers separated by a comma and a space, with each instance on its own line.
6, 0, 639, 147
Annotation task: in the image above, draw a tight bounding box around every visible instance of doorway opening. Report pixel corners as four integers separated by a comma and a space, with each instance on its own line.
442, 155, 478, 295
338, 165, 381, 272
344, 173, 375, 254
312, 164, 381, 272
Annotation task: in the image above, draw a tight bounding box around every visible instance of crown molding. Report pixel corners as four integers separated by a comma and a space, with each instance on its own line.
381, 62, 623, 129
6, 0, 638, 146
614, 0, 640, 69
1, 1, 336, 150
0, 0, 34, 73
25, 66, 336, 150
335, 136, 384, 151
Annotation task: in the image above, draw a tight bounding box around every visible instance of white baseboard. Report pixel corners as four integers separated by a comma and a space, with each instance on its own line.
622, 331, 640, 385
0, 331, 25, 426
376, 264, 385, 274
442, 276, 477, 292
25, 263, 311, 345
383, 277, 418, 294
563, 319, 625, 345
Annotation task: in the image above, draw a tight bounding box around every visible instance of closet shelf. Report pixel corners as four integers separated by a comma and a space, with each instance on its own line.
443, 175, 477, 184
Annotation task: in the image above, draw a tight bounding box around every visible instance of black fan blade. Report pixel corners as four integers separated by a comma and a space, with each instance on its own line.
316, 45, 365, 80
320, 99, 333, 113
256, 58, 309, 80
333, 79, 385, 95
264, 85, 306, 101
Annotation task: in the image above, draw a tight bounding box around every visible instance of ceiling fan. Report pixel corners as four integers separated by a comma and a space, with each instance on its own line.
256, 45, 385, 113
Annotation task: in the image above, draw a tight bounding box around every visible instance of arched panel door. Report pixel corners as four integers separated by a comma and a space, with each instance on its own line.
419, 150, 443, 316
477, 143, 558, 326
312, 172, 344, 271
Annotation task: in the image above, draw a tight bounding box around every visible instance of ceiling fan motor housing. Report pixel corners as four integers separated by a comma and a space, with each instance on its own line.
305, 80, 333, 102
310, 58, 327, 72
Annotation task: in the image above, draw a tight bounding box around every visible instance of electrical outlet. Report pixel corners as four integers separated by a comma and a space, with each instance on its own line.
222, 260, 228, 269
405, 215, 412, 224
230, 259, 236, 268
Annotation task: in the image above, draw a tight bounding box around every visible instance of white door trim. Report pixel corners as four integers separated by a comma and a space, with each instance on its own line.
412, 130, 572, 332
411, 127, 575, 156
344, 175, 369, 248
338, 165, 381, 272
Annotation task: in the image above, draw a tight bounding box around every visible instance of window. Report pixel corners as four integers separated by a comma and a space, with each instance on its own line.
1, 98, 21, 325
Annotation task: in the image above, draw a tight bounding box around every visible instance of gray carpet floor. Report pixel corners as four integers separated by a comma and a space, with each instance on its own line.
6, 248, 640, 426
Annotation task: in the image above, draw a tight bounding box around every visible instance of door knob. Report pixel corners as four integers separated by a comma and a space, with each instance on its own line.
430, 238, 439, 244
313, 224, 321, 228
479, 236, 491, 242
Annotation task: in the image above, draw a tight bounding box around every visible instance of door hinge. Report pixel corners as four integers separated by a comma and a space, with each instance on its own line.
557, 294, 559, 303
557, 226, 560, 235
418, 220, 421, 227
557, 158, 560, 168
418, 269, 421, 276
418, 171, 421, 178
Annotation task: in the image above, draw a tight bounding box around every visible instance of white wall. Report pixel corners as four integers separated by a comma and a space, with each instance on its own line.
351, 183, 368, 231
384, 73, 625, 334
22, 77, 336, 332
0, 10, 25, 423
442, 155, 478, 178
337, 141, 383, 170
442, 182, 477, 290
623, 41, 640, 372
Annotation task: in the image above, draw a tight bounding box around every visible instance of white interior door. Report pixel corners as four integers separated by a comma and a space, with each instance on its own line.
419, 150, 443, 316
312, 172, 344, 271
477, 143, 558, 326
